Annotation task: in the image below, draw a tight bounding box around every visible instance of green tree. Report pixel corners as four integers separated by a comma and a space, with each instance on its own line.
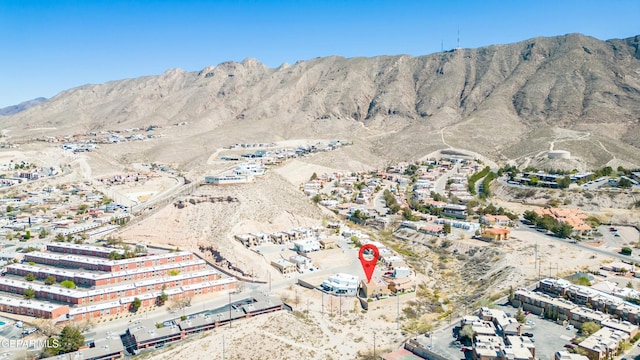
131, 297, 142, 312
77, 204, 89, 214
54, 233, 65, 242
158, 285, 169, 305
39, 229, 48, 239
108, 251, 123, 260
507, 286, 515, 304
25, 273, 36, 282
23, 230, 31, 240
60, 280, 76, 289
515, 307, 526, 323
552, 223, 574, 238
57, 326, 85, 354
459, 324, 475, 344
311, 194, 322, 203
44, 276, 56, 286
309, 172, 318, 181
443, 223, 451, 234
621, 247, 633, 256
619, 177, 633, 188
523, 210, 539, 224
580, 321, 601, 336
24, 287, 35, 299
557, 176, 571, 189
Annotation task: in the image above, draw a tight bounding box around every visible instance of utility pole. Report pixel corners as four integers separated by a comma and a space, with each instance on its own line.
373, 331, 376, 358
222, 334, 225, 360
228, 292, 232, 328
396, 293, 400, 330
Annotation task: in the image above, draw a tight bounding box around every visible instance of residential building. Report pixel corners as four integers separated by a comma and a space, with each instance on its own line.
321, 273, 359, 296
480, 228, 510, 241
271, 259, 296, 274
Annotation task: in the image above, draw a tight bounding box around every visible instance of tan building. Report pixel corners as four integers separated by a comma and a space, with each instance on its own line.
480, 228, 510, 241
360, 277, 390, 298
320, 238, 338, 250
271, 259, 296, 274
388, 276, 416, 293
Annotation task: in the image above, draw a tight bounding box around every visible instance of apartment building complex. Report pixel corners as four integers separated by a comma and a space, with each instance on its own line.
0, 243, 237, 322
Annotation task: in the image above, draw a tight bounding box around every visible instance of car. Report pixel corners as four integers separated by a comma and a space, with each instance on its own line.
21, 328, 36, 336
566, 324, 574, 330
525, 320, 535, 326
564, 344, 575, 349
522, 332, 533, 337
610, 227, 617, 232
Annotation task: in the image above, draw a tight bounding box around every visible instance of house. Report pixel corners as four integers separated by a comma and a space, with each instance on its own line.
320, 273, 359, 296
271, 259, 296, 274
480, 228, 510, 241
293, 239, 321, 253
319, 238, 338, 250
360, 277, 390, 298
480, 215, 512, 227
289, 255, 312, 272
387, 276, 415, 294
442, 204, 467, 219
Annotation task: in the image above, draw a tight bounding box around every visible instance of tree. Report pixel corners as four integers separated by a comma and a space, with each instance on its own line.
621, 247, 633, 256
443, 223, 451, 234
619, 177, 633, 188
57, 326, 85, 354
158, 288, 169, 306
580, 321, 601, 336
77, 204, 89, 214
507, 286, 515, 304
523, 210, 539, 224
39, 229, 48, 239
557, 176, 571, 189
515, 307, 526, 323
311, 194, 322, 203
54, 233, 65, 242
24, 287, 35, 299
60, 280, 76, 289
44, 275, 56, 285
131, 297, 142, 312
309, 172, 318, 181
24, 230, 31, 240
459, 324, 475, 344
108, 251, 123, 260
25, 273, 36, 282
552, 223, 574, 238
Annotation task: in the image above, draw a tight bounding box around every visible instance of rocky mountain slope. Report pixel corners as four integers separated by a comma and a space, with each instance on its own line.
3, 33, 640, 168
0, 97, 47, 116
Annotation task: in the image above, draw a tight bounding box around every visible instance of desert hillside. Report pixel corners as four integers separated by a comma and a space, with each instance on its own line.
2, 34, 640, 168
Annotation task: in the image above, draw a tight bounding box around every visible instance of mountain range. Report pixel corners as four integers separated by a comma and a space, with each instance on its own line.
3, 33, 640, 169
0, 97, 47, 116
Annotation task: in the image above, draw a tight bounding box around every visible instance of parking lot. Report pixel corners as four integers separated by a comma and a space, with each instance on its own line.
424, 302, 581, 360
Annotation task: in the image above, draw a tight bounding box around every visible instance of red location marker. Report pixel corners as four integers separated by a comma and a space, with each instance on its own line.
358, 244, 379, 283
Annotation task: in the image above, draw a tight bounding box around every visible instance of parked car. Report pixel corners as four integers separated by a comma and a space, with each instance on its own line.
566, 324, 574, 330
522, 332, 534, 337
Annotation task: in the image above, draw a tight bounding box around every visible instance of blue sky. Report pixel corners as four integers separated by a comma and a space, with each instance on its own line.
0, 0, 638, 108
